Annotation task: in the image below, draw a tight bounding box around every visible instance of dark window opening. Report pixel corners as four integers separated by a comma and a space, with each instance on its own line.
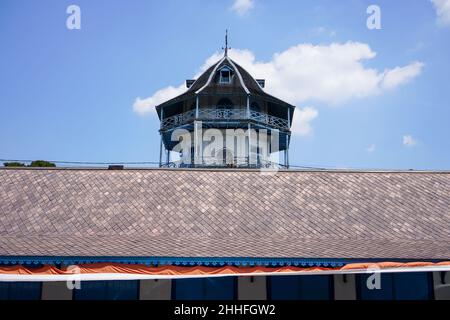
251, 102, 261, 113
172, 277, 236, 300
73, 280, 139, 300
217, 98, 234, 109
0, 282, 42, 300
219, 67, 231, 84
356, 272, 434, 300
268, 275, 333, 300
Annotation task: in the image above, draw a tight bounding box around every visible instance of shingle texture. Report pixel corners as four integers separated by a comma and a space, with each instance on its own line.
0, 168, 449, 260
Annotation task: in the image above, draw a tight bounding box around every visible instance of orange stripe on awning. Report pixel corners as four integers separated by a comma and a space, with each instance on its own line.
0, 261, 449, 277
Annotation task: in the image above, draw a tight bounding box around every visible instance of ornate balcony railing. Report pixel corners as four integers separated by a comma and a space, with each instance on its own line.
160, 109, 195, 131
198, 108, 247, 121
160, 158, 288, 169
161, 107, 289, 130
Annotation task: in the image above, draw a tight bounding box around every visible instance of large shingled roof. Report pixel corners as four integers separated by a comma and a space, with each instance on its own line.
0, 168, 449, 261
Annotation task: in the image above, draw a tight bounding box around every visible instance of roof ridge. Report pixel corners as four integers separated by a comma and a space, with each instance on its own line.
1, 167, 450, 174
229, 57, 266, 93
195, 56, 227, 95
226, 56, 250, 95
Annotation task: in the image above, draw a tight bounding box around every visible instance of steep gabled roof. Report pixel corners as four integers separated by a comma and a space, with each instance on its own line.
156, 55, 295, 113
0, 168, 449, 262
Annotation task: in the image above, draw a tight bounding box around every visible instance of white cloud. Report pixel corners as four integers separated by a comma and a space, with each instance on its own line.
381, 62, 424, 90
366, 144, 376, 153
431, 0, 450, 27
291, 107, 318, 136
133, 85, 185, 115
132, 55, 221, 115
231, 0, 255, 16
133, 42, 424, 139
220, 44, 423, 106
403, 135, 418, 147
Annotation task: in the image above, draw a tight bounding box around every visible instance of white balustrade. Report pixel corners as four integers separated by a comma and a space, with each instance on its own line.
161, 107, 289, 130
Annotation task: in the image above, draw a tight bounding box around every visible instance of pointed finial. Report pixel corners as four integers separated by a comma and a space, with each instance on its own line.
222, 29, 230, 56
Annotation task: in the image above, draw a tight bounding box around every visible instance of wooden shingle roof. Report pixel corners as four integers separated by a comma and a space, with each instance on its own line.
0, 168, 449, 261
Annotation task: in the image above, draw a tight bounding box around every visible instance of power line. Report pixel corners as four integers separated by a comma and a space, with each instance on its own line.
0, 158, 328, 170
0, 158, 427, 171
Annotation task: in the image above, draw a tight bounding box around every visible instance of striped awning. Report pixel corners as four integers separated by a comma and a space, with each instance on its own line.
1, 261, 450, 282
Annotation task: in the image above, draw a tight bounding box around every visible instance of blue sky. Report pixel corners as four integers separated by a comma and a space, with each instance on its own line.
0, 0, 449, 170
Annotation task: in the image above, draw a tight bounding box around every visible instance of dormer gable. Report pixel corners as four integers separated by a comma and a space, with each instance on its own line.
217, 65, 233, 84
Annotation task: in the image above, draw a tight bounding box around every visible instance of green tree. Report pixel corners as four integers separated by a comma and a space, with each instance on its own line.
29, 160, 56, 167
3, 162, 26, 167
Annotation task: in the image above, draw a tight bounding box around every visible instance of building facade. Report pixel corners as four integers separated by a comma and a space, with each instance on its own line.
2, 272, 450, 300
1, 42, 449, 301
0, 168, 449, 300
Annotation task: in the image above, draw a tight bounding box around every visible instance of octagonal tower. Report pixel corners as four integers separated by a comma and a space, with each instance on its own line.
156, 36, 295, 168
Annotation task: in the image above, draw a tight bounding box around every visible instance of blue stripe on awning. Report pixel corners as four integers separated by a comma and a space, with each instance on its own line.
0, 256, 441, 267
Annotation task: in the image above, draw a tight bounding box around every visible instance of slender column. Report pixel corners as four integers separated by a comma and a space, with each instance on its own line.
247, 123, 251, 166
195, 95, 199, 118
287, 108, 291, 129
194, 121, 198, 166
246, 95, 250, 118
257, 138, 260, 167
194, 96, 201, 167
286, 134, 290, 169
159, 108, 164, 167
285, 108, 291, 169
194, 121, 203, 166
284, 148, 288, 168
166, 149, 170, 166
159, 134, 163, 167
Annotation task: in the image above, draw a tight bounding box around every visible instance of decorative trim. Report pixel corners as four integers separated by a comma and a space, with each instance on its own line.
0, 256, 440, 267
196, 57, 227, 95
226, 57, 250, 95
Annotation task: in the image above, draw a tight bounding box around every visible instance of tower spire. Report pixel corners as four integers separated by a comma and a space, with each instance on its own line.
222, 29, 230, 57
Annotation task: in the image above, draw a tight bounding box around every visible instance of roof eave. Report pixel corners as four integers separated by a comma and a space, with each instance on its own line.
1, 255, 446, 267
